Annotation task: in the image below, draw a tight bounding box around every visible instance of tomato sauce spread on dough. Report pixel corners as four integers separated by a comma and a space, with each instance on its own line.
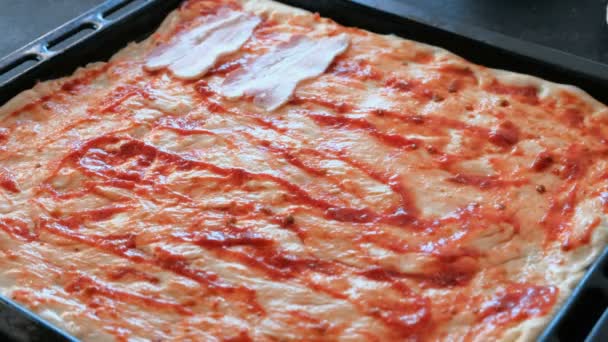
0, 0, 605, 341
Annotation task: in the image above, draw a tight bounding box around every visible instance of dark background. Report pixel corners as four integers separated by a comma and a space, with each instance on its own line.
1, 0, 608, 63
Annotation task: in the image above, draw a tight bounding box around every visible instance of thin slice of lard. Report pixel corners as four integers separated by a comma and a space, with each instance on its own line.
220, 34, 350, 111
145, 9, 259, 80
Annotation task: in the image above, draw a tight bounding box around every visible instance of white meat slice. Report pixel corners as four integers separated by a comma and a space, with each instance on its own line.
144, 8, 258, 78
168, 14, 261, 79
220, 34, 350, 111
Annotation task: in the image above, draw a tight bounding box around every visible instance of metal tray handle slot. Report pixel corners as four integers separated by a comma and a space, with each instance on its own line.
46, 23, 98, 51
586, 307, 608, 342
0, 0, 150, 91
538, 246, 608, 342
555, 287, 608, 341
0, 55, 40, 85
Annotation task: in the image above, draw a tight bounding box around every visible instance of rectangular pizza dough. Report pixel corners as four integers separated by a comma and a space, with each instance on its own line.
0, 0, 607, 340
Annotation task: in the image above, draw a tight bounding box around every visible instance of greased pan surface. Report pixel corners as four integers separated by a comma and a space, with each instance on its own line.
0, 0, 607, 341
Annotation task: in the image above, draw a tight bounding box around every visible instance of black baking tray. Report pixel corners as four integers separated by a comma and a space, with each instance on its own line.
1, 0, 608, 341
